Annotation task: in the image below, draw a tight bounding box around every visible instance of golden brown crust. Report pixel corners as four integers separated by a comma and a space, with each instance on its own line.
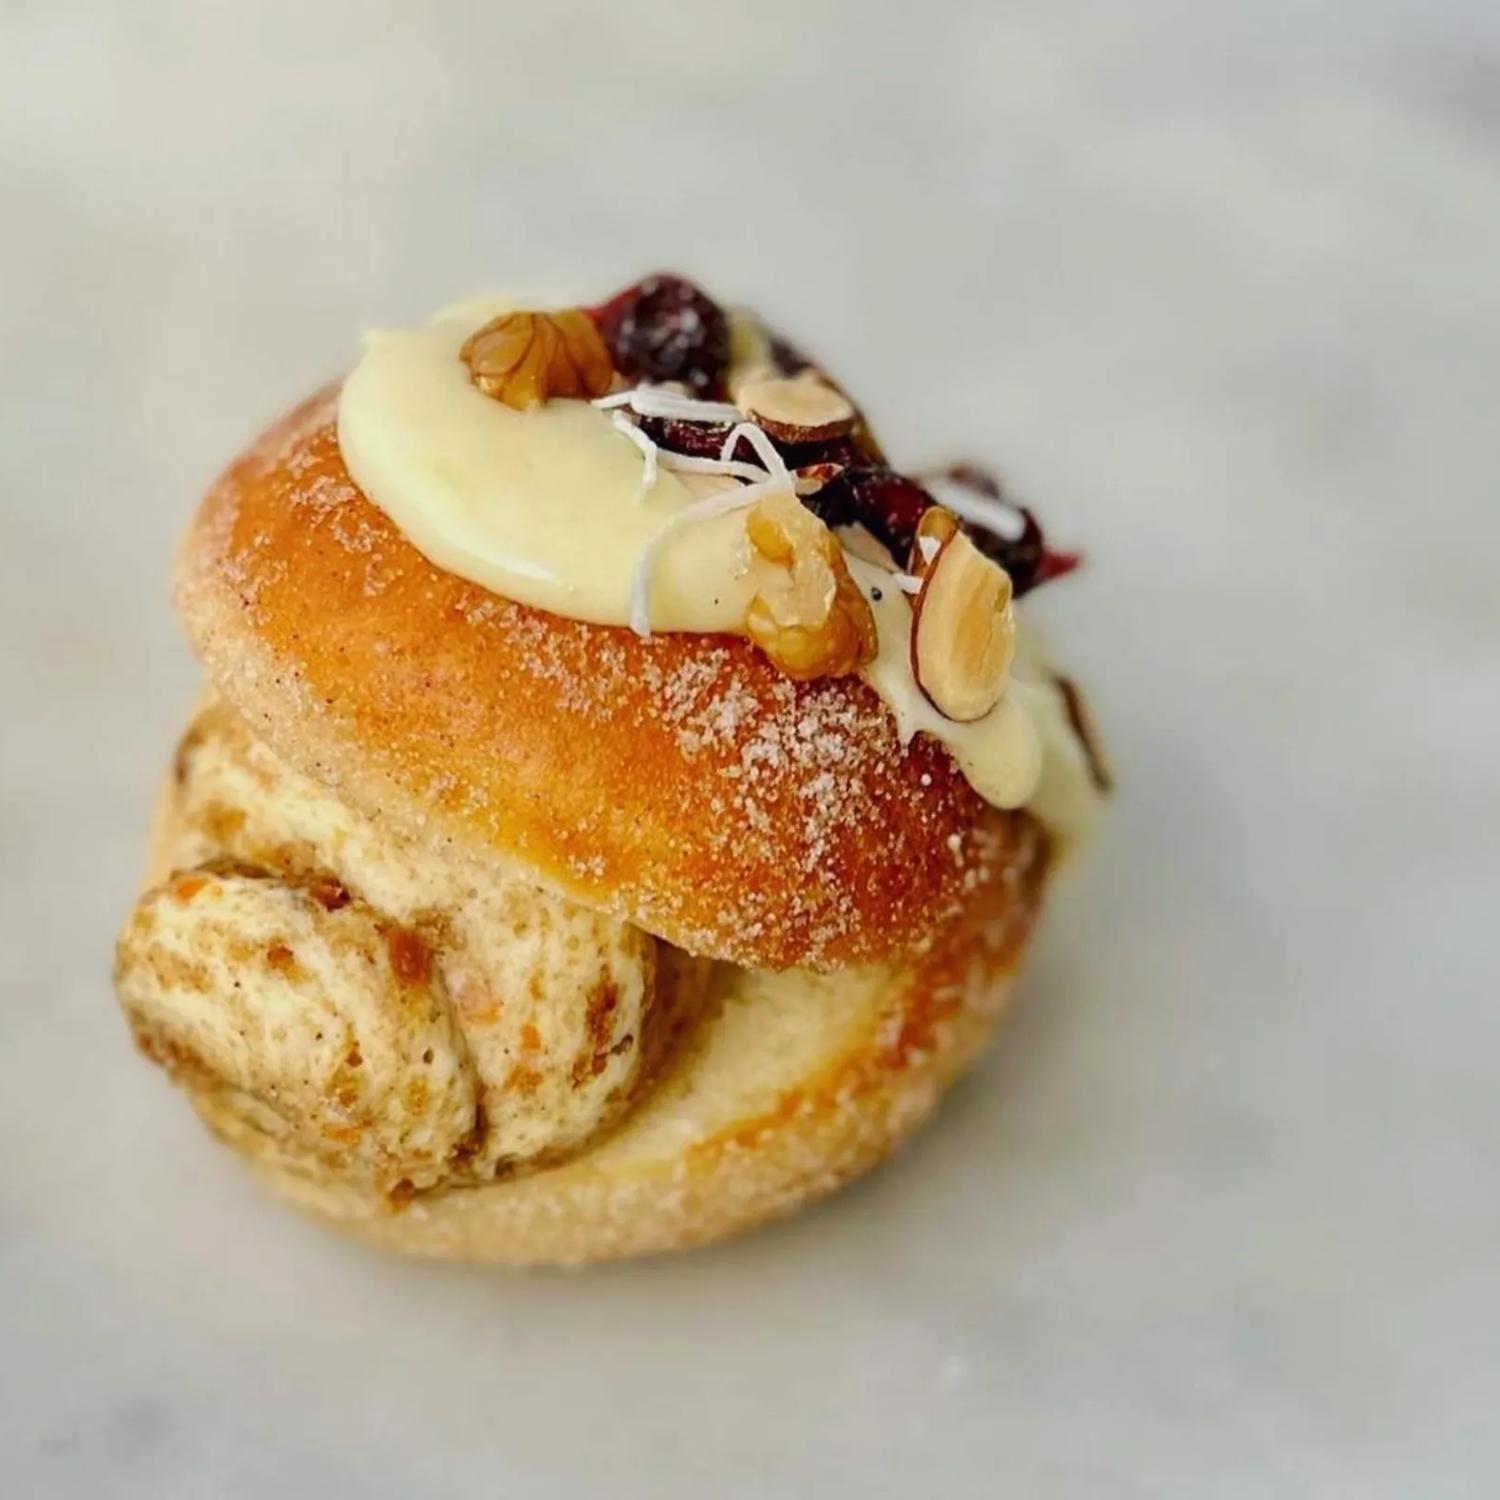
198, 832, 1049, 1264
174, 389, 1038, 971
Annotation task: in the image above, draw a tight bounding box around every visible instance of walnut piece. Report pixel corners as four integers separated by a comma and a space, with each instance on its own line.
462, 310, 615, 411
909, 507, 1015, 722
744, 492, 877, 680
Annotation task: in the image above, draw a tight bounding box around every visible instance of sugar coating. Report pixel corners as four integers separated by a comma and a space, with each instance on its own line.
175, 389, 1041, 972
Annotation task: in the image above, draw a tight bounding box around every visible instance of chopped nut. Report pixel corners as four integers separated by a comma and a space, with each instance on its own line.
792, 460, 845, 497
909, 505, 959, 575
909, 513, 1015, 722
744, 492, 877, 680
461, 309, 615, 411
745, 501, 797, 564
736, 369, 856, 443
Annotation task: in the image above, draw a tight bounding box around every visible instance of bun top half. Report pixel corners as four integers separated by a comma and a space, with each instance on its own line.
175, 390, 1041, 972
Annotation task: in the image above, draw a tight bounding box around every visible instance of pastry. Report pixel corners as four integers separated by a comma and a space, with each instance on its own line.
114, 275, 1109, 1263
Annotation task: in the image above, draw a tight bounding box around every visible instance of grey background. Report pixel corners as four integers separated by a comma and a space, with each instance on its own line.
3, 2, 1497, 1495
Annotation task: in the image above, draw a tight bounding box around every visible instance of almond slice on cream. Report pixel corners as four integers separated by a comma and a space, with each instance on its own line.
909, 509, 1015, 723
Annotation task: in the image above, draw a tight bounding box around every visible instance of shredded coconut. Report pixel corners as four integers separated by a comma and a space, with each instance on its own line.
610, 410, 658, 501
659, 451, 769, 483
593, 385, 743, 426
923, 478, 1028, 541
628, 477, 789, 637
718, 422, 790, 485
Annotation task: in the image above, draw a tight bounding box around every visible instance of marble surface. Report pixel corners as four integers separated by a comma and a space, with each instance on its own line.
3, 2, 1498, 1494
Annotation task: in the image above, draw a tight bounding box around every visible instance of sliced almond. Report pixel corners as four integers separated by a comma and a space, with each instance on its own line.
910, 527, 1015, 723
792, 460, 845, 496
736, 369, 856, 443
908, 505, 960, 577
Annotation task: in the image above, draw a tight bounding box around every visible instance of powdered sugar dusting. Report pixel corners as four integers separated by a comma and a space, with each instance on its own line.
180, 392, 1034, 971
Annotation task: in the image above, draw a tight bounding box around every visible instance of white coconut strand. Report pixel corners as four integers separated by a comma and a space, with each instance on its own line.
718, 422, 791, 485
628, 475, 793, 638
610, 410, 658, 501
658, 451, 770, 483
923, 477, 1029, 542
593, 385, 743, 425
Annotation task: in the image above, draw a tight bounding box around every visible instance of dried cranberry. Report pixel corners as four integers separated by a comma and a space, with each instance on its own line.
637, 415, 735, 460
807, 466, 934, 559
809, 460, 1081, 595
1034, 543, 1083, 589
969, 506, 1081, 596
797, 479, 856, 531
772, 432, 866, 475
643, 414, 866, 480
590, 274, 730, 397
931, 463, 1079, 594
639, 415, 784, 472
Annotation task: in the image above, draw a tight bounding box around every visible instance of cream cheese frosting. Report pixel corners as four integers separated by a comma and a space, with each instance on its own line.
337, 296, 1103, 838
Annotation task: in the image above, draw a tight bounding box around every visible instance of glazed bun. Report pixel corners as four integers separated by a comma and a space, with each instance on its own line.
174, 389, 1040, 973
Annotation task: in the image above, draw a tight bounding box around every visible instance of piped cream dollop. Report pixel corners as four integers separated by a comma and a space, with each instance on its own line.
337, 297, 1102, 835
340, 298, 764, 633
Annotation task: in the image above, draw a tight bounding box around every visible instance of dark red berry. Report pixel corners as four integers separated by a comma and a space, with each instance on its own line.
796, 479, 855, 531
807, 466, 935, 559
637, 415, 735, 460
1035, 544, 1083, 589
590, 274, 730, 397
809, 460, 1081, 596
643, 418, 866, 481
969, 506, 1081, 596
931, 463, 1079, 594
775, 433, 867, 472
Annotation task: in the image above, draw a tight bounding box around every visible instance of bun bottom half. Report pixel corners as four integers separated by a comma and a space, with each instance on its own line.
177, 833, 1048, 1266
